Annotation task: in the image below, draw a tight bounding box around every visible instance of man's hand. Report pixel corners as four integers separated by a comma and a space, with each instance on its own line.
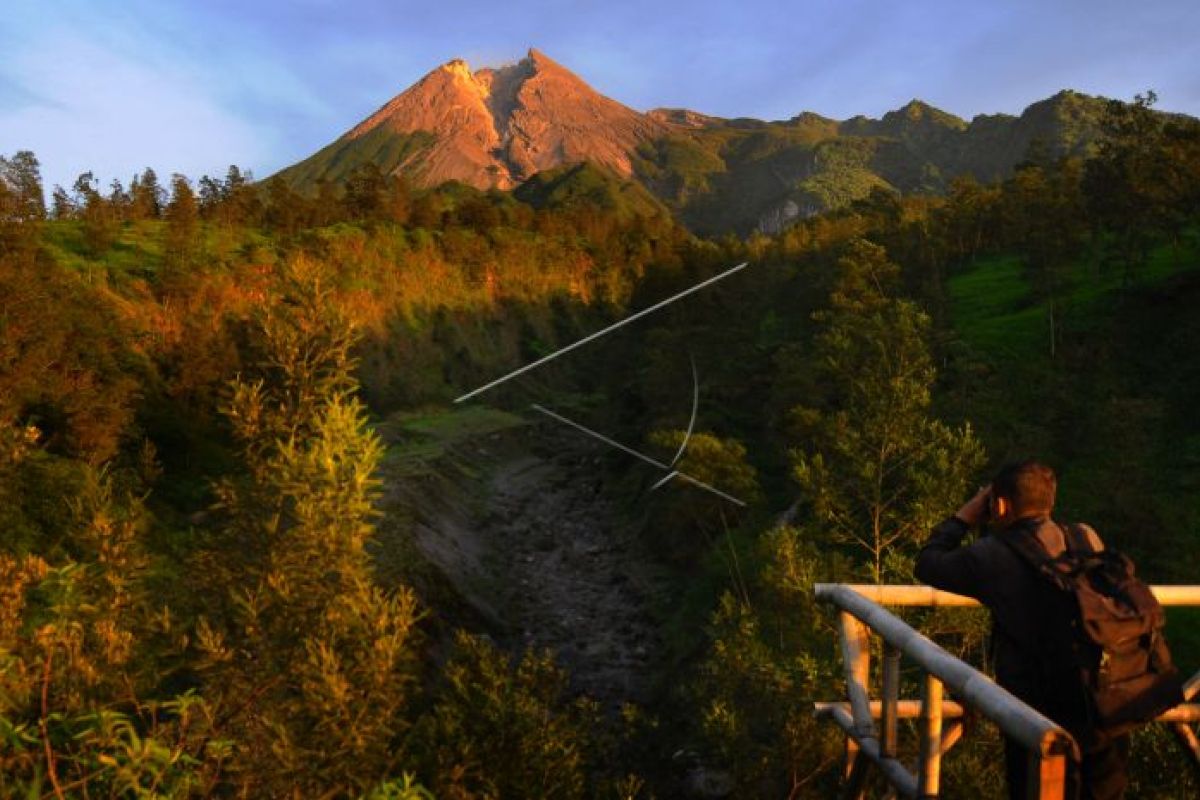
954, 485, 992, 527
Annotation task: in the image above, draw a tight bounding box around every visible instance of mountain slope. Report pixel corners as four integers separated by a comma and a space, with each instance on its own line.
274, 50, 1147, 234
277, 49, 668, 191
633, 90, 1112, 234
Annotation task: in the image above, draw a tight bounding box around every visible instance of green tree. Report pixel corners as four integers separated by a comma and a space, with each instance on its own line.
0, 151, 46, 220
193, 256, 422, 796
0, 469, 218, 796
344, 162, 387, 221
263, 174, 308, 234
218, 164, 261, 226
645, 429, 761, 564
129, 167, 164, 220
313, 178, 343, 227
0, 151, 46, 255
0, 251, 139, 464
107, 177, 130, 220
71, 171, 119, 256
693, 587, 843, 798
1002, 160, 1087, 357
415, 632, 600, 800
196, 173, 224, 218
163, 173, 200, 275
50, 184, 74, 220
788, 240, 984, 582
1083, 92, 1177, 282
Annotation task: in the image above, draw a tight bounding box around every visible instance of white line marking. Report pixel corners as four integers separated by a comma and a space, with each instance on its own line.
453, 262, 749, 403
673, 473, 747, 507
530, 404, 746, 507
670, 355, 699, 467
530, 404, 667, 470
650, 470, 679, 491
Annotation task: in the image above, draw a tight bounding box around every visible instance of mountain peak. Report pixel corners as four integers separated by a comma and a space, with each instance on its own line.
290, 50, 667, 191
882, 98, 967, 132
441, 57, 473, 77
526, 47, 552, 66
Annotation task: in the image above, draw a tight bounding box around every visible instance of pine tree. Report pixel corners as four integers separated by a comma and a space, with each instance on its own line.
1084, 92, 1170, 282
0, 151, 46, 220
788, 239, 984, 582
0, 151, 46, 254
220, 164, 261, 226
72, 171, 118, 256
50, 184, 74, 220
129, 167, 164, 220
263, 175, 307, 234
344, 163, 387, 221
163, 173, 200, 276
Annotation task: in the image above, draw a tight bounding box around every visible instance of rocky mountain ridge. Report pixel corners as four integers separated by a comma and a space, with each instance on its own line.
275, 50, 1133, 233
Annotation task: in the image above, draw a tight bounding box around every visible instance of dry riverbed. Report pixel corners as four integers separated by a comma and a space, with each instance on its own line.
374, 407, 672, 708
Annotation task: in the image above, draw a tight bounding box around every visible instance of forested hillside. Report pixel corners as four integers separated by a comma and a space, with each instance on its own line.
1, 92, 1198, 797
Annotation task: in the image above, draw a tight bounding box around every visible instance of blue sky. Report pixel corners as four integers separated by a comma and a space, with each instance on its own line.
5, 0, 1198, 192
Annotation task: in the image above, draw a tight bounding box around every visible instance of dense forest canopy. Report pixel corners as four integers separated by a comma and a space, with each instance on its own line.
1, 92, 1199, 797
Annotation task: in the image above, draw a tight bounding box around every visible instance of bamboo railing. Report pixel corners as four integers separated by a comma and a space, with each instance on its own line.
814, 583, 1200, 800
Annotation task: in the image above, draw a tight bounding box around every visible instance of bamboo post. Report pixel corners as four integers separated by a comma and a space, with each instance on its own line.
839, 610, 875, 740
1184, 668, 1200, 701
1028, 749, 1067, 800
882, 643, 900, 758
917, 672, 944, 798
939, 720, 964, 757
1170, 723, 1200, 773
842, 749, 869, 800
817, 585, 1080, 760
818, 583, 1200, 607
1159, 705, 1200, 723
844, 736, 860, 779
814, 584, 1200, 797
814, 699, 966, 719
817, 705, 919, 797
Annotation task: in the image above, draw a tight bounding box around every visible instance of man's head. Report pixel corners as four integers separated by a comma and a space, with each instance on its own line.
990, 460, 1056, 525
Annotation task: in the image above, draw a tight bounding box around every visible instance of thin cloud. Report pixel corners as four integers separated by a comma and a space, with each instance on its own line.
1, 31, 268, 191
5, 0, 1198, 189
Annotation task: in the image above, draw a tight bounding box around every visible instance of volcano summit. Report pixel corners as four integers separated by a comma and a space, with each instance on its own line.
279, 49, 668, 190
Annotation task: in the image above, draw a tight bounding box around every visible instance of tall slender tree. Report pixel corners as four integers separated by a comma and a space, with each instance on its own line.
163, 173, 200, 275
129, 167, 164, 220
788, 239, 983, 582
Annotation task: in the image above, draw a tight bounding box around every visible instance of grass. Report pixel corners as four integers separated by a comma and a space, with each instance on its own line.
948, 238, 1200, 362
947, 254, 1045, 361
378, 405, 528, 478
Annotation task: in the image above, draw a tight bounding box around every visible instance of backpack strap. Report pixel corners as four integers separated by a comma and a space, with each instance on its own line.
998, 524, 1075, 591
1062, 522, 1105, 555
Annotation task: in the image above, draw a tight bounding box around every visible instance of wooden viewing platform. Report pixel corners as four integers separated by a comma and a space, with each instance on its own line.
814, 583, 1200, 799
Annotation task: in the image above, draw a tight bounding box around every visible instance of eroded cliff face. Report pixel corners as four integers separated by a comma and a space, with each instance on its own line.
345, 49, 668, 189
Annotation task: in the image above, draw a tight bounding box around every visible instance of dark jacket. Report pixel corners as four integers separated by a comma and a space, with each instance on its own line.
915, 515, 1095, 735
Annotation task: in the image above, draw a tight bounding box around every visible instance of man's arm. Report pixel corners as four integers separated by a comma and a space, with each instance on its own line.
914, 517, 984, 597
913, 486, 990, 598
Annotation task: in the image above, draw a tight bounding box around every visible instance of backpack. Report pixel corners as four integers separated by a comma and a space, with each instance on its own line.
1003, 522, 1185, 737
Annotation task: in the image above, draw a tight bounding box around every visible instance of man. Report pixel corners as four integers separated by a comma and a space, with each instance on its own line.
914, 460, 1129, 800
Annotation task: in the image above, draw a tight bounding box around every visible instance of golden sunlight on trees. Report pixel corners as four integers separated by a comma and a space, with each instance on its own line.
0, 469, 219, 795
193, 256, 423, 796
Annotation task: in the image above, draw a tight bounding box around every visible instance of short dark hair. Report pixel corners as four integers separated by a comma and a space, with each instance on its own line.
992, 460, 1057, 518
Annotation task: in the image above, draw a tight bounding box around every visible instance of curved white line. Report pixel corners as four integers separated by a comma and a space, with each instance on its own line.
670, 354, 699, 467
650, 470, 679, 491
